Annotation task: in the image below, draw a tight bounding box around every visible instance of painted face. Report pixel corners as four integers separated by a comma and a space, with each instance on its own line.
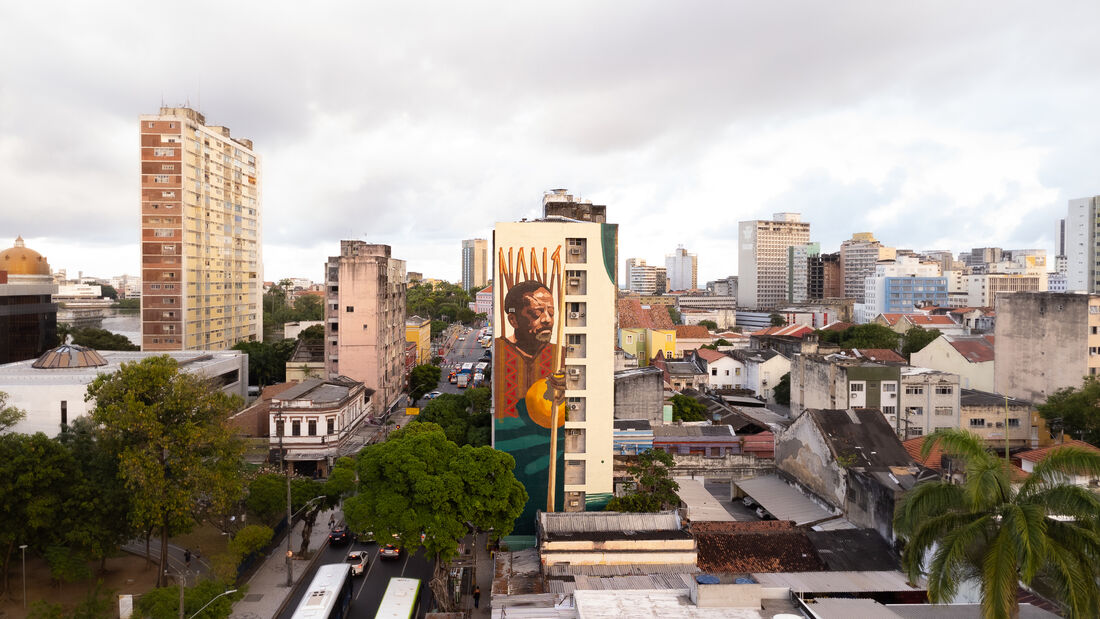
512, 288, 555, 345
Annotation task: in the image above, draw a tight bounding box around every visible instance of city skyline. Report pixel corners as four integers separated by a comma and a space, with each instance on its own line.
3, 2, 1100, 283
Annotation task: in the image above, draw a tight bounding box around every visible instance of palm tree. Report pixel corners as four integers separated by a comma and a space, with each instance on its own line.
894, 428, 1100, 618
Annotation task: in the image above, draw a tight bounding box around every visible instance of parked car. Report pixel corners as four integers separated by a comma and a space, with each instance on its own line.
425, 391, 442, 400
329, 526, 350, 545
741, 496, 757, 508
755, 506, 775, 521
346, 551, 369, 576
379, 543, 402, 559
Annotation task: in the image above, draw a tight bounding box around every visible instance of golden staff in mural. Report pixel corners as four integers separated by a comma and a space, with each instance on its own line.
496, 245, 566, 512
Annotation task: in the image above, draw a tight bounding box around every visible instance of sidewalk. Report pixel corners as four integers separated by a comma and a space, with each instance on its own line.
121, 539, 212, 585
229, 507, 340, 619
456, 533, 494, 618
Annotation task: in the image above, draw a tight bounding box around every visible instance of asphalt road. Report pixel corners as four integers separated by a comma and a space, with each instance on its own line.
277, 536, 436, 618
430, 325, 490, 399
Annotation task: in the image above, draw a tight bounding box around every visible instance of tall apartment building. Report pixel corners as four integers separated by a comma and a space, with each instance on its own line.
787, 242, 820, 303
139, 107, 261, 351
324, 242, 407, 413
1065, 197, 1100, 292
737, 213, 811, 310
821, 252, 843, 298
706, 275, 738, 298
966, 272, 1046, 308
493, 191, 617, 534
461, 238, 489, 292
665, 245, 697, 291
854, 256, 946, 323
995, 292, 1100, 403
625, 258, 658, 294
840, 233, 895, 302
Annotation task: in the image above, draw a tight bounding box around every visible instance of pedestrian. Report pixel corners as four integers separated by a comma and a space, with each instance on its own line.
184, 549, 191, 568
329, 514, 335, 529
473, 585, 480, 609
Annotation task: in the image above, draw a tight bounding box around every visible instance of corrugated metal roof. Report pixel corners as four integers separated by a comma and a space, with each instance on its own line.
734, 475, 838, 526
545, 564, 699, 577
539, 511, 681, 534
675, 478, 735, 522
751, 570, 921, 593
804, 598, 906, 619
571, 574, 695, 591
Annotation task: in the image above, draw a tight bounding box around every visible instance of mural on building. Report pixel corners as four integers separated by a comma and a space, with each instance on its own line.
494, 246, 567, 527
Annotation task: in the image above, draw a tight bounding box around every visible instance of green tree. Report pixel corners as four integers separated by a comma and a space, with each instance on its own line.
415, 393, 490, 448
456, 307, 476, 323
816, 323, 900, 349
136, 580, 243, 619
1038, 377, 1100, 446
409, 364, 443, 402
667, 307, 681, 324
769, 313, 786, 327
293, 294, 324, 321
669, 394, 707, 422
87, 356, 245, 587
297, 324, 325, 342
116, 298, 140, 310
430, 320, 449, 338
343, 423, 526, 612
99, 284, 119, 300
605, 449, 680, 512
29, 582, 115, 619
55, 322, 74, 345
232, 339, 297, 386
0, 391, 26, 432
895, 429, 1100, 618
245, 473, 287, 525
698, 320, 718, 331
903, 326, 941, 360
70, 327, 139, 351
773, 372, 791, 405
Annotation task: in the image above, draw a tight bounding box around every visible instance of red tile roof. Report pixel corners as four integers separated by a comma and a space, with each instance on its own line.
840, 348, 906, 363
617, 298, 676, 329
694, 348, 728, 363
1015, 439, 1100, 463
878, 313, 905, 325
906, 315, 958, 327
902, 436, 945, 470
676, 325, 712, 339
750, 324, 815, 338
947, 336, 995, 363
820, 321, 854, 332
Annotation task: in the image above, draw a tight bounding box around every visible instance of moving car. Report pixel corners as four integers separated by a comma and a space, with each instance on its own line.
425, 391, 442, 400
379, 544, 402, 559
346, 551, 369, 576
329, 526, 350, 546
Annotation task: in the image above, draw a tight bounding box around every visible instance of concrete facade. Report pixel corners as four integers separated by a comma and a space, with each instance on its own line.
613, 367, 664, 421
738, 214, 811, 310
895, 368, 961, 439
665, 245, 698, 291
789, 353, 901, 417
840, 233, 895, 303
461, 238, 488, 292
994, 292, 1100, 403
139, 107, 262, 351
910, 334, 995, 392
324, 241, 407, 413
1065, 196, 1100, 292
405, 315, 431, 364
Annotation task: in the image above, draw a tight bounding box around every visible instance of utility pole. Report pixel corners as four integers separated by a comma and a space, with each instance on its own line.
280, 408, 293, 587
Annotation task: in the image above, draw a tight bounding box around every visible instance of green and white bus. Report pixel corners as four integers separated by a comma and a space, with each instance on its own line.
374, 577, 421, 619
290, 563, 353, 619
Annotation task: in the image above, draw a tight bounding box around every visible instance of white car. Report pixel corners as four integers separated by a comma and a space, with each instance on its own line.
346, 550, 369, 576
425, 391, 442, 400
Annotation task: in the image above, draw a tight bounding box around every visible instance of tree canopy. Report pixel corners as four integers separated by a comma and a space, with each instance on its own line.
669, 394, 707, 422
70, 327, 139, 351
232, 338, 298, 386
0, 391, 26, 432
815, 323, 900, 349
769, 313, 786, 327
414, 391, 491, 447
87, 355, 245, 587
902, 326, 941, 360
772, 372, 791, 405
697, 320, 718, 331
409, 364, 442, 402
895, 428, 1100, 618
1037, 377, 1100, 446
407, 281, 473, 321
605, 449, 680, 512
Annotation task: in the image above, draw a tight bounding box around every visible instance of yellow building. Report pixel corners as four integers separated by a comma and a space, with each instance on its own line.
405, 315, 432, 364
139, 107, 261, 350
645, 329, 677, 362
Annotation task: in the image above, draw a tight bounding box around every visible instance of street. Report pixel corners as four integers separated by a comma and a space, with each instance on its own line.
277, 536, 436, 618
424, 325, 489, 401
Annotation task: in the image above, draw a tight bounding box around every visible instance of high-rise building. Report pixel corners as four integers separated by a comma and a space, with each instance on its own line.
0, 237, 57, 363
461, 238, 489, 292
1065, 197, 1100, 292
625, 258, 657, 294
139, 107, 261, 351
492, 191, 617, 534
821, 253, 843, 298
665, 245, 697, 291
854, 256, 947, 322
737, 213, 811, 310
324, 241, 407, 413
787, 242, 820, 303
840, 233, 895, 302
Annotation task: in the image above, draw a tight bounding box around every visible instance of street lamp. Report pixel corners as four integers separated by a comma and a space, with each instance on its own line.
187, 589, 237, 619
19, 544, 27, 610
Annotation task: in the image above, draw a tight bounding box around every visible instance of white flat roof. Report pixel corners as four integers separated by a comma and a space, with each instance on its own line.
751, 571, 921, 594
0, 350, 244, 385
574, 589, 766, 619
675, 477, 734, 522
734, 475, 845, 527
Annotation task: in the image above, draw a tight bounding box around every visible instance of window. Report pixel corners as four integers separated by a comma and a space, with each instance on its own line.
346, 306, 354, 312
883, 383, 897, 392
935, 386, 954, 395
291, 420, 301, 436
60, 401, 68, 429
905, 385, 924, 395
969, 418, 985, 428
308, 420, 317, 436
327, 418, 335, 434
935, 406, 954, 416
711, 368, 718, 376
907, 406, 924, 416
883, 405, 896, 415
850, 383, 864, 392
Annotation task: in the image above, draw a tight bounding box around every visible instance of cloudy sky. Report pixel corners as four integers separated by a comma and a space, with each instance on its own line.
2, 2, 1098, 284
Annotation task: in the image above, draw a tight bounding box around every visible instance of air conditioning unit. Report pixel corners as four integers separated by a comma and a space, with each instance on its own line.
889, 393, 896, 398
568, 368, 581, 376
569, 312, 580, 319
568, 278, 581, 286
995, 422, 1004, 428
569, 404, 578, 410
569, 248, 582, 255
568, 346, 576, 352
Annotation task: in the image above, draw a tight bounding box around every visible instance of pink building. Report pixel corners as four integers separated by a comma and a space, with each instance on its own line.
325, 242, 407, 414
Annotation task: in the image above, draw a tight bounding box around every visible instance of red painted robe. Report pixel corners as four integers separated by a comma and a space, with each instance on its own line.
494, 338, 560, 419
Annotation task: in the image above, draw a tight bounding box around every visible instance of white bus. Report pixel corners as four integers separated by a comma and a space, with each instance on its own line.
374, 577, 421, 619
290, 563, 353, 619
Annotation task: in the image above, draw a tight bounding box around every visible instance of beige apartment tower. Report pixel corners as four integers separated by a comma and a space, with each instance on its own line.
462, 238, 488, 291
325, 242, 407, 414
738, 213, 811, 310
139, 107, 262, 351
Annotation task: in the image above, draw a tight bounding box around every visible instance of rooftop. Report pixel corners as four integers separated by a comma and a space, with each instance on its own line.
675, 325, 712, 339
806, 409, 916, 470
652, 424, 737, 439
733, 475, 843, 527
675, 478, 735, 522
805, 529, 899, 571
272, 376, 364, 405
0, 349, 244, 385
691, 520, 825, 573
539, 511, 682, 536
693, 348, 729, 363
749, 324, 815, 338
1015, 439, 1100, 463
618, 298, 675, 329
945, 334, 996, 363
834, 348, 906, 363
